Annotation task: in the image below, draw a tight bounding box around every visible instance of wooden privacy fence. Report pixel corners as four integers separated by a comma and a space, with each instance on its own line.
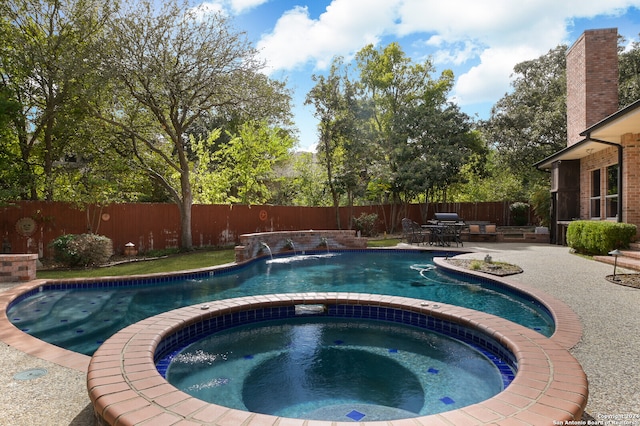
1, 201, 533, 257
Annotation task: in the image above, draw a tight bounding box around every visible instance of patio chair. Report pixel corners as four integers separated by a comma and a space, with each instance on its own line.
401, 218, 425, 245
441, 223, 463, 247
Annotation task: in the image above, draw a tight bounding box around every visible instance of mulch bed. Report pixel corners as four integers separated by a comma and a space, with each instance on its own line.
445, 259, 523, 276
447, 259, 640, 287
605, 274, 640, 289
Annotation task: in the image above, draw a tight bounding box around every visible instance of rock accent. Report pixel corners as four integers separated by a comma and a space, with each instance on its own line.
234, 230, 367, 263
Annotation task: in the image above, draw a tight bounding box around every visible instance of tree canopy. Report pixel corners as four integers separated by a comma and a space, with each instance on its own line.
305, 43, 486, 228
5, 1, 640, 235
482, 45, 567, 196
1, 0, 115, 201
92, 0, 292, 248
619, 34, 640, 107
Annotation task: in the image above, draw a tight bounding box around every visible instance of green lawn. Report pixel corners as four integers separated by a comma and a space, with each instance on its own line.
367, 237, 401, 247
37, 249, 236, 279
36, 238, 402, 280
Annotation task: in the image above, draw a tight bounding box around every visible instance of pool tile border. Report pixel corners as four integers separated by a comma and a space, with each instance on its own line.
153, 302, 518, 389
87, 293, 587, 426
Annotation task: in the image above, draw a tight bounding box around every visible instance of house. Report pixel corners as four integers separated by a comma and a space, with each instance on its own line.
535, 28, 640, 244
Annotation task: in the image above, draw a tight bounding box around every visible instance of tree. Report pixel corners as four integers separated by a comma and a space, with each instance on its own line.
305, 57, 365, 228
0, 78, 24, 203
403, 103, 487, 204
619, 35, 640, 107
195, 121, 295, 204
449, 149, 523, 202
289, 153, 330, 206
356, 42, 427, 211
355, 42, 477, 225
96, 0, 290, 249
1, 0, 114, 200
483, 45, 567, 194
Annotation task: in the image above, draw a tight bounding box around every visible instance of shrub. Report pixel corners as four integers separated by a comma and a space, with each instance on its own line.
566, 221, 636, 255
50, 233, 113, 267
352, 213, 379, 237
529, 189, 551, 227
509, 202, 530, 226
470, 260, 483, 270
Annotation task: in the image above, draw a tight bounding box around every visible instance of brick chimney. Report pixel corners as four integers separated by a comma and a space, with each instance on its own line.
566, 28, 619, 146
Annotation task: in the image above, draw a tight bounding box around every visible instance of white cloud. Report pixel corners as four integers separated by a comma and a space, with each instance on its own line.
229, 0, 269, 14
393, 0, 640, 111
193, 0, 267, 17
453, 46, 539, 106
431, 40, 481, 66
256, 0, 640, 74
251, 0, 640, 149
189, 2, 225, 20
257, 0, 398, 72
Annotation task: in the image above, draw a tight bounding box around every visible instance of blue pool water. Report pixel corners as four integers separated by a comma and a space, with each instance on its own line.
165, 317, 507, 421
8, 250, 554, 355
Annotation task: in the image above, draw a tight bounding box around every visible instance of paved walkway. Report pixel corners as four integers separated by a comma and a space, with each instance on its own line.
0, 243, 638, 425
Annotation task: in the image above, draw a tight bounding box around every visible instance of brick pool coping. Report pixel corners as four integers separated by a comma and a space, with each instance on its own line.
0, 251, 587, 425
86, 293, 587, 425
433, 257, 583, 350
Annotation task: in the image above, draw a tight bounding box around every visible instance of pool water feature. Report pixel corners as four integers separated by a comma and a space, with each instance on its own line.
8, 250, 554, 356
164, 317, 509, 421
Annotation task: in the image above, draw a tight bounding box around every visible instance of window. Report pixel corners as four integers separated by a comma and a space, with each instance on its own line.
590, 169, 601, 218
606, 164, 619, 219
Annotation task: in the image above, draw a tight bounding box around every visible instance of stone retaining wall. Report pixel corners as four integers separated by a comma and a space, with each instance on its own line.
0, 254, 38, 283
235, 230, 367, 263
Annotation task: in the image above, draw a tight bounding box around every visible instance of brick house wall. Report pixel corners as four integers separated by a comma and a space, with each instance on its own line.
579, 146, 618, 220
578, 134, 640, 224
566, 28, 619, 146
543, 28, 640, 243
620, 132, 640, 226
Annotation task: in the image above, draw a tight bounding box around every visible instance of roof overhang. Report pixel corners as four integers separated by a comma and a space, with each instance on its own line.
581, 98, 640, 143
534, 99, 640, 170
533, 138, 613, 170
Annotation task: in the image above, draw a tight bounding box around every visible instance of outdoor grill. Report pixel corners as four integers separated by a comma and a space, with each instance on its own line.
433, 212, 463, 223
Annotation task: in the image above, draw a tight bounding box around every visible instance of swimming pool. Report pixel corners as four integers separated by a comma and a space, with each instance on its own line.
7, 250, 554, 356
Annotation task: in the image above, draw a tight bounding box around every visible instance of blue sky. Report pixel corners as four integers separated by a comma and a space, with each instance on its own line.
193, 1, 640, 152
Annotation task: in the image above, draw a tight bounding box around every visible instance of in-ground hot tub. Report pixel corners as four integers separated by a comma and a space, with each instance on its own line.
88, 293, 587, 425
159, 309, 514, 421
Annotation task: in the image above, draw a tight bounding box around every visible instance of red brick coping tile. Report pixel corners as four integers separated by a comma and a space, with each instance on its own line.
87, 293, 587, 426
0, 278, 92, 371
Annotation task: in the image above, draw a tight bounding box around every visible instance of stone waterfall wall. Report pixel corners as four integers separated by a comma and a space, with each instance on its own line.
234, 230, 367, 263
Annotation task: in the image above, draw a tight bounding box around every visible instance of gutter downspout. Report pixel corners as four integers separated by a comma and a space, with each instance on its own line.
585, 136, 623, 223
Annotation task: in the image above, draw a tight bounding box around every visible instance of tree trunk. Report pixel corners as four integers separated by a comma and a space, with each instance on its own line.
43, 118, 55, 201
179, 169, 193, 250
322, 133, 341, 230
330, 185, 341, 230
179, 198, 193, 250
